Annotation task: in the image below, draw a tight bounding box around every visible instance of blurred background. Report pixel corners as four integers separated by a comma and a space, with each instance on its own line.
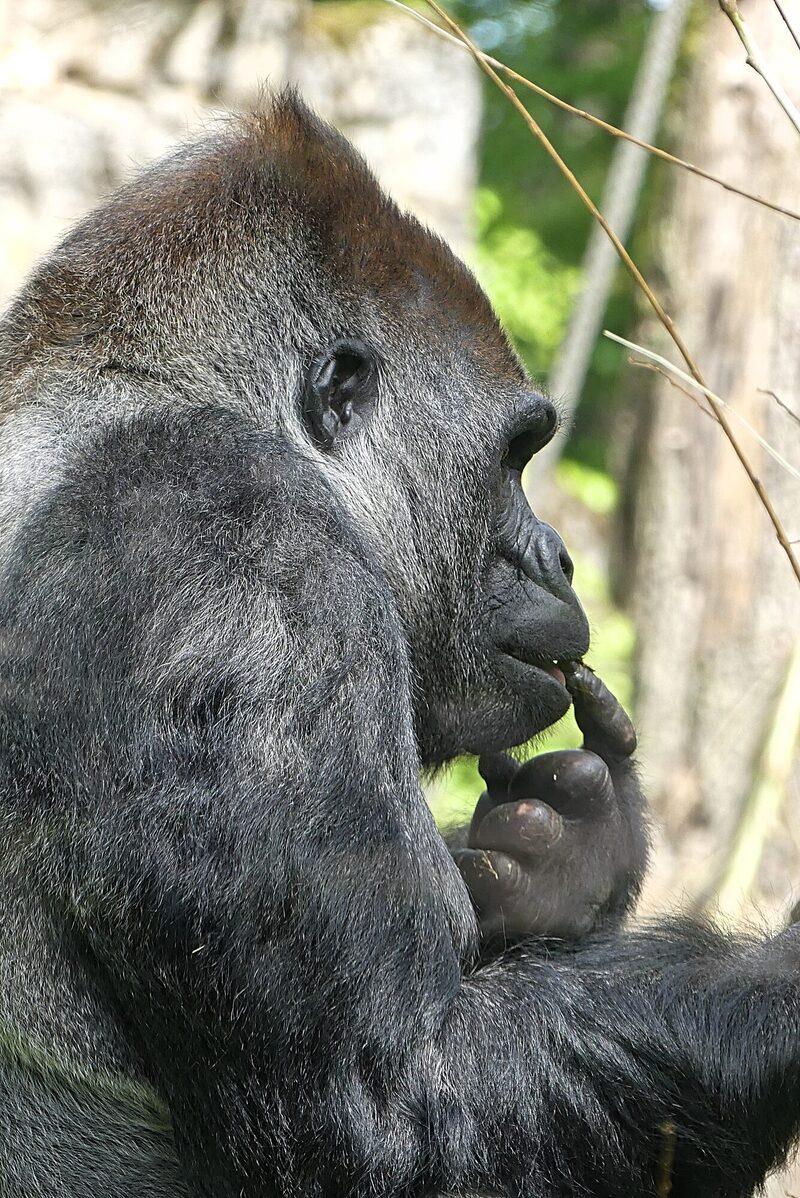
1, 1, 799, 932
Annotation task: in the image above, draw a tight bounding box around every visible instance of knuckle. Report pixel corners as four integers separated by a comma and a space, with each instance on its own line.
512, 800, 563, 848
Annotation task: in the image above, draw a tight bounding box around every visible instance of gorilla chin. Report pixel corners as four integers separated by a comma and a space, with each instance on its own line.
465, 656, 581, 759
497, 653, 575, 726
421, 638, 588, 764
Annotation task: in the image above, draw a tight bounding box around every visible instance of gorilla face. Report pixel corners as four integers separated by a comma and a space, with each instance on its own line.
469, 403, 591, 761
303, 331, 590, 766
286, 107, 591, 767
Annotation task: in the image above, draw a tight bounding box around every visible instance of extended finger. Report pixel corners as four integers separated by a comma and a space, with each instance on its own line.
470, 798, 563, 856
508, 749, 615, 822
470, 754, 519, 840
564, 663, 637, 761
477, 753, 518, 801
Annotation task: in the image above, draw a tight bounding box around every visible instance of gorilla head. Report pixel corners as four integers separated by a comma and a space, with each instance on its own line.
280, 102, 590, 763
2, 93, 587, 770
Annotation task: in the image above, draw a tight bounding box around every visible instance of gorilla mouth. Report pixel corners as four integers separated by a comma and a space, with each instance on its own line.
498, 643, 574, 691
543, 662, 567, 687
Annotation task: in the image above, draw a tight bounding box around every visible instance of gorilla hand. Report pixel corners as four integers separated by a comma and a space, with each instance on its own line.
453, 665, 647, 945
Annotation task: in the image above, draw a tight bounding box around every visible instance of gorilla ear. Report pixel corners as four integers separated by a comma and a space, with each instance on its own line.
303, 338, 377, 449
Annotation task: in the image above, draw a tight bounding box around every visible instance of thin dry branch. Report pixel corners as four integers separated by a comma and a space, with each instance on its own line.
759, 387, 800, 429
657, 1121, 677, 1197
635, 359, 716, 422
719, 0, 800, 135
384, 0, 800, 222
419, 0, 800, 587
772, 0, 800, 55
605, 332, 800, 483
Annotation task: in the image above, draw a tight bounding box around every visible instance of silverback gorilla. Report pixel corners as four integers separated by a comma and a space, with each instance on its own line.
0, 92, 798, 1198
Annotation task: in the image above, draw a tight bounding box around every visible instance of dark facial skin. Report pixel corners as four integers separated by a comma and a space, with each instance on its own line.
410, 392, 593, 766
483, 408, 589, 738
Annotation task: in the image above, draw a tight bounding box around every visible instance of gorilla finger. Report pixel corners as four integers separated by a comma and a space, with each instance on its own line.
564, 663, 637, 761
477, 753, 518, 802
468, 789, 495, 842
508, 749, 615, 822
452, 848, 522, 912
455, 850, 586, 941
470, 799, 563, 856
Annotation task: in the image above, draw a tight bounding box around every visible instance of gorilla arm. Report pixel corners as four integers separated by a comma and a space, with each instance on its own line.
105, 668, 800, 1198
13, 411, 800, 1198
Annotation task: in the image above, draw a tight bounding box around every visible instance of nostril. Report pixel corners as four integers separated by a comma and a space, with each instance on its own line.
538, 522, 574, 590
559, 542, 574, 585
504, 432, 534, 473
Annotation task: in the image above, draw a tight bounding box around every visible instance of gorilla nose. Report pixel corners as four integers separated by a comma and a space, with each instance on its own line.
538, 521, 575, 588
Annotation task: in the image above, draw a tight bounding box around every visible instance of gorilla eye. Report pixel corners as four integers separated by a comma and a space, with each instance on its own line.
303, 338, 376, 450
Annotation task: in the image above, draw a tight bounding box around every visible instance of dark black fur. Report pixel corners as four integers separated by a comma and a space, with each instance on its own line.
0, 93, 798, 1197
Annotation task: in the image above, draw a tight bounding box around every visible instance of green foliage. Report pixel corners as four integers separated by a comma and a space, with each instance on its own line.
556, 458, 618, 516
469, 189, 580, 374
455, 0, 652, 466
309, 0, 394, 44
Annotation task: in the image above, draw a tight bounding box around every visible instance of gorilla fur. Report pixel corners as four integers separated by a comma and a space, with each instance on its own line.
0, 92, 799, 1198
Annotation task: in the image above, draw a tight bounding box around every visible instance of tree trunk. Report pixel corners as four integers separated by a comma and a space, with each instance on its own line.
620, 0, 800, 923
619, 18, 800, 1180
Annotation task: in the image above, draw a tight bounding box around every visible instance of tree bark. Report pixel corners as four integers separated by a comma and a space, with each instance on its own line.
619, 0, 800, 924
619, 20, 800, 1180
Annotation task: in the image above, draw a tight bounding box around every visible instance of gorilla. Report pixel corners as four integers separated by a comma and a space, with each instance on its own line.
0, 91, 797, 1198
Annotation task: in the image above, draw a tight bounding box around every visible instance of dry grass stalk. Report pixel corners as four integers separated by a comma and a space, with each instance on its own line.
657, 1121, 676, 1197
772, 0, 800, 55
603, 331, 800, 484
384, 0, 800, 222
418, 0, 800, 587
634, 359, 716, 423
718, 0, 800, 134
759, 387, 800, 429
